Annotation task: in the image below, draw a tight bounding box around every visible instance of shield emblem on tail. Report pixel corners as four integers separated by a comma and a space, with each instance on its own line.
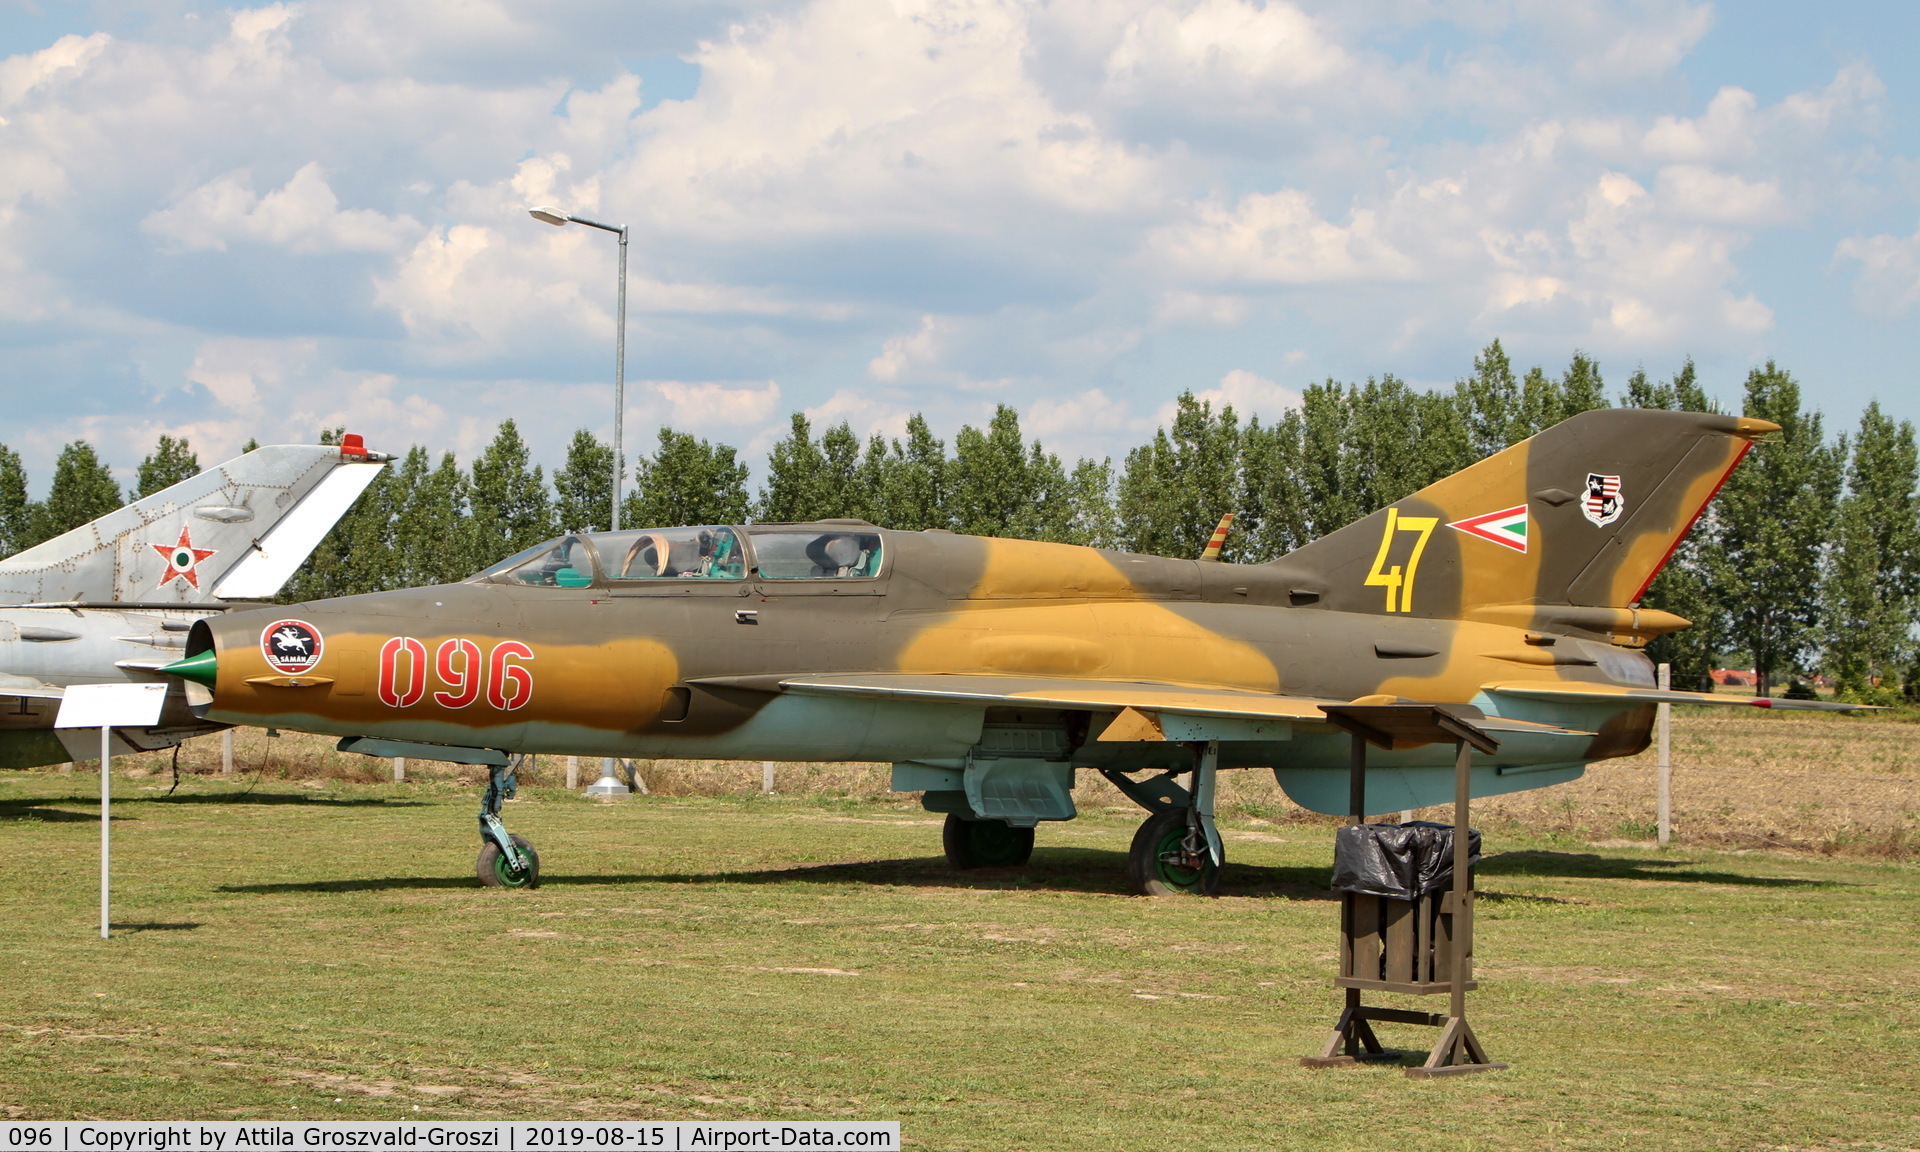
1583, 473, 1623, 526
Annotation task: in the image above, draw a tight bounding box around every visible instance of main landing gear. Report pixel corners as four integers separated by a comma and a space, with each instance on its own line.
1102, 741, 1225, 897
477, 755, 539, 889
942, 814, 1036, 869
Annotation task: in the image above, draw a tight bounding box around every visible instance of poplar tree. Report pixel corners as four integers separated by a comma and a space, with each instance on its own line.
816, 422, 865, 519
32, 441, 121, 545
627, 427, 750, 527
757, 414, 829, 522
1116, 392, 1241, 558
850, 435, 894, 526
1624, 358, 1711, 411
948, 405, 1051, 538
1717, 363, 1843, 696
1062, 458, 1118, 549
879, 414, 949, 531
395, 451, 471, 586
131, 434, 200, 500
1024, 446, 1076, 544
1555, 351, 1608, 424
1456, 339, 1526, 459
1822, 403, 1920, 700
552, 430, 614, 533
1240, 409, 1308, 561
464, 420, 553, 570
0, 445, 28, 558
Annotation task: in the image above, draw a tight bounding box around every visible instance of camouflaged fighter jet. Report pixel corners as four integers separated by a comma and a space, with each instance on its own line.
162, 409, 1861, 893
0, 435, 388, 770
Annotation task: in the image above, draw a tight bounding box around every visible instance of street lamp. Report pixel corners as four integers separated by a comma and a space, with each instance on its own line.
528, 205, 629, 533
530, 205, 633, 800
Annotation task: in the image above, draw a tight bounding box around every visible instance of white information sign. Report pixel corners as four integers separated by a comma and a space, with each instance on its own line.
53, 682, 167, 729
53, 682, 168, 939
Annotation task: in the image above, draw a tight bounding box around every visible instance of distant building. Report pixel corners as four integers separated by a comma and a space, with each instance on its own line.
1711, 669, 1758, 687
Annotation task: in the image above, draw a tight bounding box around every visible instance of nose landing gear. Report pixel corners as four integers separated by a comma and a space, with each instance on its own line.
477, 756, 539, 888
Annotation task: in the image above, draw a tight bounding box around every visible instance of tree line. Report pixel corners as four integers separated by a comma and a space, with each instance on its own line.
1, 341, 1913, 702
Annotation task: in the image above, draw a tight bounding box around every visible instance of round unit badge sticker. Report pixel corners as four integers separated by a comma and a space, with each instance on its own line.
261, 619, 324, 674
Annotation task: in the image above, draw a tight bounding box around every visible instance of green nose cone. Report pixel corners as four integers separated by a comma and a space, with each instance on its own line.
161, 650, 218, 690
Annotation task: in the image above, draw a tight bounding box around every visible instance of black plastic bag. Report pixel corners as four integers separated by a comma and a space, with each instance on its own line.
1331, 821, 1481, 900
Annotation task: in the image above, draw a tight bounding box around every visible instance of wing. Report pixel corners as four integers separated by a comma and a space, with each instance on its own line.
1482, 681, 1873, 712
693, 672, 1591, 741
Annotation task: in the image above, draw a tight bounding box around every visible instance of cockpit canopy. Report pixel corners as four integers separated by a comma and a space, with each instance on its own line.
477, 524, 884, 588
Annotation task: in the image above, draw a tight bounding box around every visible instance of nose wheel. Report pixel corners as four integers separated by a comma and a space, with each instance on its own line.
476, 756, 539, 889
478, 833, 540, 888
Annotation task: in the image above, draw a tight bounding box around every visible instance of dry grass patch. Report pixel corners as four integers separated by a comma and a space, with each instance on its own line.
89, 708, 1920, 859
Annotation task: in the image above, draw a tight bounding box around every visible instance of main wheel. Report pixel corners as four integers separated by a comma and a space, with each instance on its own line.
943, 813, 1035, 869
1128, 809, 1220, 896
477, 834, 540, 889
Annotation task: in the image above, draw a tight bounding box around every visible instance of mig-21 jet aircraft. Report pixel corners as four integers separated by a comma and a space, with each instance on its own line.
162, 409, 1858, 893
1, 436, 388, 769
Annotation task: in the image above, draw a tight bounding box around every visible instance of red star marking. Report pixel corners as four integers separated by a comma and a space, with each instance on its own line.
151, 525, 218, 591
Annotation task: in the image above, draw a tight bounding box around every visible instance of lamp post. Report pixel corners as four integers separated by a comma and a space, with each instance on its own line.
528, 206, 628, 532
530, 206, 632, 799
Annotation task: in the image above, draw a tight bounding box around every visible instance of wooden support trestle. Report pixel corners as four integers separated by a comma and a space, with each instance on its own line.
1301, 704, 1509, 1079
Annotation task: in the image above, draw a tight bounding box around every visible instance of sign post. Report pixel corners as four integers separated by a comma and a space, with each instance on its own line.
54, 683, 169, 940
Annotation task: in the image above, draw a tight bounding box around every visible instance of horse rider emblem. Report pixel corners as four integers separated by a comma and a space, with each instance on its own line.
261, 619, 324, 673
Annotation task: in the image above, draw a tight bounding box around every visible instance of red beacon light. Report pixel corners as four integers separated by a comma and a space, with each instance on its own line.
340, 433, 369, 459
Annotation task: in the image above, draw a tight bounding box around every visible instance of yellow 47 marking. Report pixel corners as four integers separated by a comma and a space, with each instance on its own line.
1365, 507, 1438, 613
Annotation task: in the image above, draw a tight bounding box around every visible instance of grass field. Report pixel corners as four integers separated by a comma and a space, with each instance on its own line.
4, 715, 1920, 1150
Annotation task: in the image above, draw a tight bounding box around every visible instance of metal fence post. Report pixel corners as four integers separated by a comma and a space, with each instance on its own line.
1657, 662, 1672, 847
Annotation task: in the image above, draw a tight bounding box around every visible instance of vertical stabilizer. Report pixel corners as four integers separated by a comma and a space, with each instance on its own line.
1271, 409, 1775, 631
0, 443, 387, 605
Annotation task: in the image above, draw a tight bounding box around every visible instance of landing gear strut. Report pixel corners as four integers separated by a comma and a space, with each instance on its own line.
1104, 741, 1225, 897
477, 755, 539, 889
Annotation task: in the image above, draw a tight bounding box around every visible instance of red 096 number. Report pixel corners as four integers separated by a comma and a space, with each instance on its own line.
379, 637, 533, 711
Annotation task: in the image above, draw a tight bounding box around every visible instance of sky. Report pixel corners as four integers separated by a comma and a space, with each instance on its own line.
1, 0, 1916, 491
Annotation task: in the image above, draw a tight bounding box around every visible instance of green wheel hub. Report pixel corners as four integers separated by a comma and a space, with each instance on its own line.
1128, 809, 1220, 896
477, 834, 540, 889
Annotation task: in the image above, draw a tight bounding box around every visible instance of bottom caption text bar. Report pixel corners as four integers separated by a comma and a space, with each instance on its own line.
2, 1123, 899, 1151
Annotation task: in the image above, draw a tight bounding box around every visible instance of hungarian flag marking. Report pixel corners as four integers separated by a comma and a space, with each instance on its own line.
1447, 505, 1529, 553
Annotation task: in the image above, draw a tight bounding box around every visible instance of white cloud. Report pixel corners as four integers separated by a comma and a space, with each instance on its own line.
1184, 368, 1301, 423
1152, 290, 1249, 327
655, 379, 784, 428
804, 388, 912, 440
1835, 225, 1920, 315
184, 337, 315, 412
1104, 0, 1354, 101
0, 0, 1911, 485
1151, 189, 1416, 283
143, 162, 421, 253
0, 32, 109, 107
1655, 165, 1790, 226
867, 315, 948, 382
1027, 387, 1149, 443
